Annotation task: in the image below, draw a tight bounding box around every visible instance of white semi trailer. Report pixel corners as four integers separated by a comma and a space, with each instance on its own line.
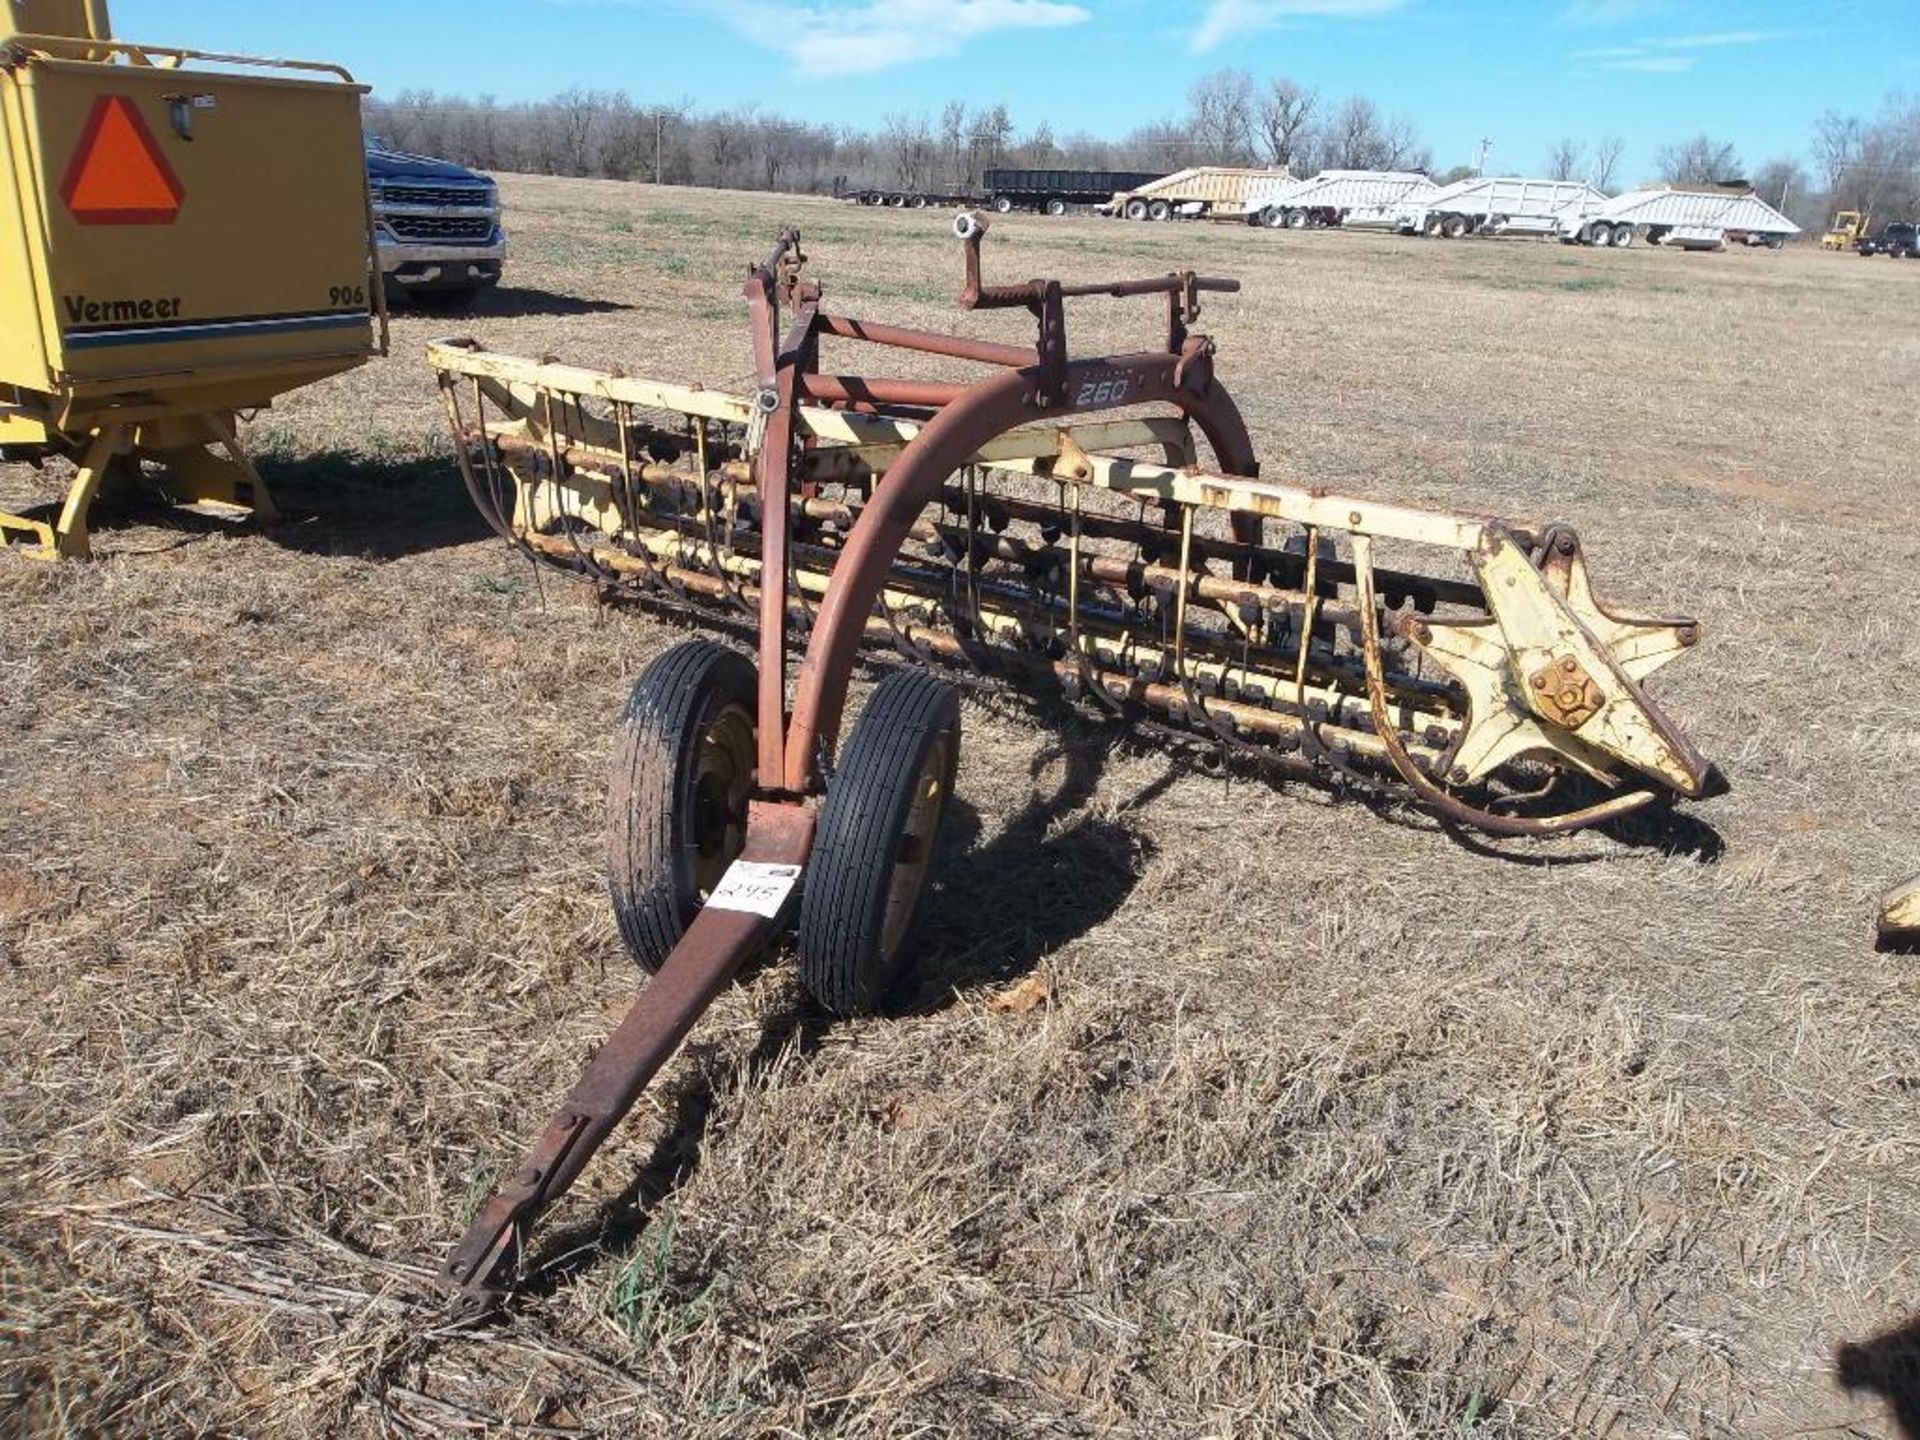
1555, 187, 1800, 249
1396, 177, 1608, 238
1245, 170, 1439, 229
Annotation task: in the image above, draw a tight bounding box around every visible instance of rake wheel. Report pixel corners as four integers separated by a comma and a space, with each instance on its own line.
797, 671, 961, 1014
608, 640, 758, 972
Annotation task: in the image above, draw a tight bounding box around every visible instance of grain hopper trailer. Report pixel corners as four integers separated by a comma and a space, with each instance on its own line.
1246, 169, 1438, 229
1557, 186, 1800, 250
424, 212, 1720, 1311
1109, 166, 1289, 222
1399, 177, 1608, 239
0, 0, 383, 558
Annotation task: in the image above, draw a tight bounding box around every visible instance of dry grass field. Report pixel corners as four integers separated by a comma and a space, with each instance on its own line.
4, 174, 1920, 1437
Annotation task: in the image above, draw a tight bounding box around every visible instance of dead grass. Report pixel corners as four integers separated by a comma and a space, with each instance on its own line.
3, 175, 1919, 1437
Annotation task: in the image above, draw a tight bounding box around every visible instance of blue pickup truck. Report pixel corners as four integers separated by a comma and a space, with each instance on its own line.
365, 139, 505, 305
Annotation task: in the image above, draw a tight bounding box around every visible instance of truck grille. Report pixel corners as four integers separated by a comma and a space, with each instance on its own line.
388, 215, 495, 243
385, 184, 491, 209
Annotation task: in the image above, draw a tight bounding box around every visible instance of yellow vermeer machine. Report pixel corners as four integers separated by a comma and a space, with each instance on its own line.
0, 0, 383, 556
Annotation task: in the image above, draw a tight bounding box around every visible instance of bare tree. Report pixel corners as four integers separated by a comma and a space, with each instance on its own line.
1812, 111, 1863, 197
1545, 138, 1582, 182
881, 112, 935, 191
1187, 69, 1257, 165
1380, 113, 1430, 172
1656, 134, 1741, 187
1589, 135, 1625, 193
1257, 77, 1317, 171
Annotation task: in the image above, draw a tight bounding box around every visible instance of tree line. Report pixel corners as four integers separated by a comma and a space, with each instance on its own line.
363, 74, 1918, 229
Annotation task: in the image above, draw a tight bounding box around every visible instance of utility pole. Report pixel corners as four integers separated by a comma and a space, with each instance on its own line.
654, 108, 669, 186
1475, 136, 1493, 176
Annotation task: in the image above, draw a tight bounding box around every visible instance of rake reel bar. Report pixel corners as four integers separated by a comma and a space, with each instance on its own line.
429, 215, 1714, 1312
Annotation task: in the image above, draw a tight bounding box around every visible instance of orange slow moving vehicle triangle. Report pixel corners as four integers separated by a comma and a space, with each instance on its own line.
60, 95, 184, 225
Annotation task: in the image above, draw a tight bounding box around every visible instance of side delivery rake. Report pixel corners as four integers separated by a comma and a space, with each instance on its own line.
427, 214, 1717, 1312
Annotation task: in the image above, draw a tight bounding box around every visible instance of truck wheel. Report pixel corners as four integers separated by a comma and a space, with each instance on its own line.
1424, 216, 1443, 237
1148, 200, 1172, 221
1583, 220, 1614, 247
1439, 214, 1468, 239
991, 194, 1014, 214
1610, 223, 1635, 248
608, 641, 759, 974
1124, 199, 1148, 220
864, 192, 883, 206
910, 195, 929, 209
1044, 198, 1067, 217
796, 671, 961, 1015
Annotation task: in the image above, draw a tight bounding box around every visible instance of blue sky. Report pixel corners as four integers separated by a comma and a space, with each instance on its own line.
116, 1, 1915, 183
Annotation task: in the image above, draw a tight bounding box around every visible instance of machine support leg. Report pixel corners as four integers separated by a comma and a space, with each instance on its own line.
50, 425, 126, 560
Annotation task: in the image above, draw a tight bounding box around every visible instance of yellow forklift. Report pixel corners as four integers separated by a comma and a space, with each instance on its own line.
1821, 210, 1869, 251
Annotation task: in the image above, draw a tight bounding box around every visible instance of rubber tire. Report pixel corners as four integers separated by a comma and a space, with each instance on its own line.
1125, 199, 1148, 220
1610, 223, 1635, 248
1585, 221, 1613, 247
608, 640, 758, 973
1287, 209, 1308, 230
1441, 214, 1469, 239
992, 194, 1014, 214
796, 671, 961, 1015
1148, 200, 1172, 222
1045, 198, 1067, 217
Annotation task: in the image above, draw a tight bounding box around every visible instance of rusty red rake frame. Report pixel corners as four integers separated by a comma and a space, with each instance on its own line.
439, 215, 1261, 1311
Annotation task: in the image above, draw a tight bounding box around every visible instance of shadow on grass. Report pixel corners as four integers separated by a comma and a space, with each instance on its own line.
514, 722, 1155, 1304
394, 285, 635, 319
1837, 1315, 1920, 1438
258, 449, 493, 560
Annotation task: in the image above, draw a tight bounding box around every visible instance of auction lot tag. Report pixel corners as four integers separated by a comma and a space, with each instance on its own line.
706, 861, 802, 918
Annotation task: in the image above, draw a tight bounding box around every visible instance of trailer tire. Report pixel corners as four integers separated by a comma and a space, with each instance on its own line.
1424, 216, 1443, 237
608, 640, 759, 974
1124, 199, 1148, 220
1440, 214, 1469, 239
910, 195, 929, 209
797, 671, 962, 1015
1583, 220, 1614, 247
1148, 199, 1172, 221
991, 194, 1014, 214
1610, 223, 1635, 248
1042, 197, 1067, 217
1287, 209, 1308, 229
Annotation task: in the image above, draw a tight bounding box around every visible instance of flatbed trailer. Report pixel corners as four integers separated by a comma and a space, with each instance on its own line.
1246, 170, 1438, 229
842, 186, 977, 210
1557, 187, 1801, 250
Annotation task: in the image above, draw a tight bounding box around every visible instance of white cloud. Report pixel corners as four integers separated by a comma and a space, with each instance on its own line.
1657, 29, 1791, 48
1191, 0, 1406, 55
1601, 54, 1693, 71
684, 0, 1091, 76
1574, 26, 1786, 74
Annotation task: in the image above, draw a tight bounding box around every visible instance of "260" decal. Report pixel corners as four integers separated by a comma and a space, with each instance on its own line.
1075, 377, 1130, 407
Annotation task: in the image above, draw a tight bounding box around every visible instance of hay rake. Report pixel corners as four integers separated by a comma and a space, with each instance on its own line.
428, 214, 1716, 1311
